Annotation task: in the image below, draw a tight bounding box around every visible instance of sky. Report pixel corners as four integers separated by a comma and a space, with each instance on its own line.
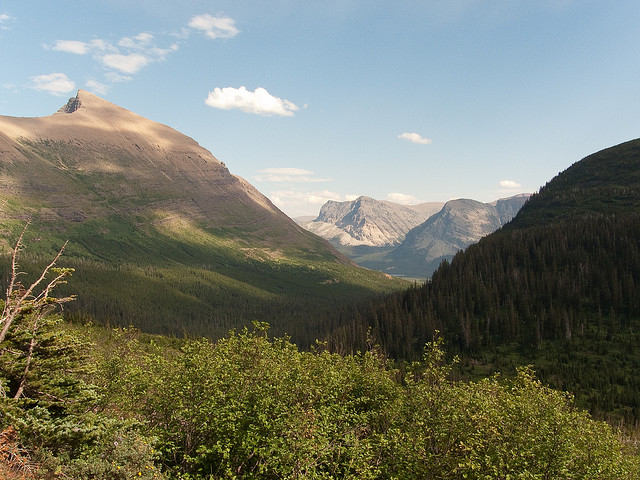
1, 1, 640, 218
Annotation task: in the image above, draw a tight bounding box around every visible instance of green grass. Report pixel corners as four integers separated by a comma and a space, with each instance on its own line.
0, 213, 408, 345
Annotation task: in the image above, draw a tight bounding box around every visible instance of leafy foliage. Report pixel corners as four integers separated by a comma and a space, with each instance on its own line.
91, 327, 640, 479
0, 234, 163, 479
2, 311, 639, 479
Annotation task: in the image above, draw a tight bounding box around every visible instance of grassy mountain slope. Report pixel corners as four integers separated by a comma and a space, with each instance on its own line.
331, 138, 640, 423
0, 91, 405, 343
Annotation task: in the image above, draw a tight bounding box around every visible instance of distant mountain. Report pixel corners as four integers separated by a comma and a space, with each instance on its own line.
302, 194, 529, 279
301, 196, 443, 247
0, 90, 403, 342
389, 195, 530, 277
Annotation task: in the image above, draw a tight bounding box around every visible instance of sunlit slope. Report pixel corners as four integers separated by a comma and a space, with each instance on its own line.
0, 90, 405, 342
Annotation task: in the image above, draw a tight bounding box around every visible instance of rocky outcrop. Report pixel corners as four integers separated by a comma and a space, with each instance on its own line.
303, 196, 443, 247
390, 195, 530, 277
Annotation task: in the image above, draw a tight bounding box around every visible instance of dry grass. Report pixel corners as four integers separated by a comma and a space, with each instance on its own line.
0, 427, 36, 480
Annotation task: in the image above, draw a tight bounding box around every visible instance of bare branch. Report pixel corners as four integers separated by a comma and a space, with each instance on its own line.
0, 225, 74, 345
14, 315, 39, 400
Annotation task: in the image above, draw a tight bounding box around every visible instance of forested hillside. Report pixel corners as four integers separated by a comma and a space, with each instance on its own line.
2, 138, 640, 478
328, 139, 640, 424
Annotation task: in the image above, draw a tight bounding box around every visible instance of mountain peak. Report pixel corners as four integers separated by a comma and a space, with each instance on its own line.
305, 196, 436, 247
56, 90, 128, 116
58, 91, 82, 114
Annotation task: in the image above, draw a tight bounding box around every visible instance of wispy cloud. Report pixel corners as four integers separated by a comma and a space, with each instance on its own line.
0, 13, 13, 29
51, 40, 94, 55
48, 33, 176, 76
268, 189, 345, 215
28, 73, 76, 96
499, 180, 522, 189
85, 78, 109, 95
102, 53, 150, 74
206, 86, 299, 116
268, 189, 370, 216
255, 168, 332, 183
188, 14, 239, 39
398, 132, 432, 145
39, 14, 237, 96
387, 192, 421, 205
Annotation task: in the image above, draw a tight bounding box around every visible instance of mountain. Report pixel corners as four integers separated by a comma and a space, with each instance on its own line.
388, 195, 530, 277
0, 90, 291, 237
301, 196, 443, 247
303, 194, 528, 279
0, 90, 404, 343
332, 138, 640, 422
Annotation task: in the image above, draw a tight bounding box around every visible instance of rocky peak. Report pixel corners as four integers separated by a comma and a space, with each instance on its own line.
303, 196, 434, 247
391, 194, 530, 277
54, 90, 137, 119
58, 92, 82, 114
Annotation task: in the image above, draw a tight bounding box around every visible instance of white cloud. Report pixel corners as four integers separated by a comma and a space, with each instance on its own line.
206, 86, 299, 117
268, 190, 365, 216
0, 13, 12, 29
261, 167, 314, 176
255, 167, 332, 183
398, 132, 432, 145
29, 73, 75, 96
269, 189, 342, 212
102, 53, 150, 74
49, 38, 111, 55
499, 180, 522, 189
88, 39, 109, 51
51, 40, 90, 55
85, 78, 109, 95
387, 192, 421, 205
344, 194, 360, 201
118, 32, 154, 49
189, 14, 239, 39
105, 71, 133, 83
48, 32, 176, 81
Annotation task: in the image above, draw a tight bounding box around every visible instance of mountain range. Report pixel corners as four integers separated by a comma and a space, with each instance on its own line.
0, 90, 403, 342
301, 196, 443, 247
2, 89, 639, 429
300, 194, 529, 278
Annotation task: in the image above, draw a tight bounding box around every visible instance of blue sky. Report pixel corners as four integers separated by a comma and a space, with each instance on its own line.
2, 1, 640, 217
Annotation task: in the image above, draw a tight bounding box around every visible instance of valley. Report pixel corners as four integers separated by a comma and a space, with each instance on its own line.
1, 92, 639, 478
0, 90, 406, 344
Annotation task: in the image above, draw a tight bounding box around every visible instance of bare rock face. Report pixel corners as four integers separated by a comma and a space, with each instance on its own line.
57, 94, 82, 113
301, 194, 530, 278
390, 195, 530, 277
303, 196, 443, 247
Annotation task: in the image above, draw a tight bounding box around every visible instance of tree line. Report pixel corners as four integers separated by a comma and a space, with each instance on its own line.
0, 233, 638, 478
327, 211, 640, 424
